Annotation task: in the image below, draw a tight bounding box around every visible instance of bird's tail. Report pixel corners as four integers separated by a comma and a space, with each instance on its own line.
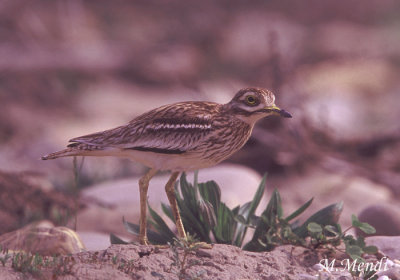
41, 148, 82, 160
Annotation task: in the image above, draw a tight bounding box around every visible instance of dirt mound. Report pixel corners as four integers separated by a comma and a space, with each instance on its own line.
0, 244, 352, 279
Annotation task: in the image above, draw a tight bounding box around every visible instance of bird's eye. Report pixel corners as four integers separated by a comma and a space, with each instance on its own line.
245, 95, 258, 106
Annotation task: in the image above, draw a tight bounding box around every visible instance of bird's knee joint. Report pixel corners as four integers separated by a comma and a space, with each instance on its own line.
139, 177, 149, 187
165, 187, 174, 195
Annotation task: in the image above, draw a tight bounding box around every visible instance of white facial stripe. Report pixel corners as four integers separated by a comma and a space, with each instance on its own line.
237, 102, 265, 111
241, 92, 255, 99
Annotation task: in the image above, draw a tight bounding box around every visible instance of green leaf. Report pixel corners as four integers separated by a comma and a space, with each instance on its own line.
232, 202, 250, 247
307, 222, 322, 233
233, 174, 267, 246
285, 197, 313, 222
336, 223, 342, 235
214, 203, 236, 243
198, 180, 221, 215
161, 203, 174, 222
294, 201, 343, 238
363, 245, 378, 254
110, 233, 128, 245
175, 174, 211, 241
198, 199, 217, 228
122, 217, 139, 236
351, 214, 362, 227
346, 245, 363, 258
176, 190, 211, 242
359, 224, 376, 235
355, 236, 366, 248
243, 188, 282, 251
235, 214, 247, 225
122, 217, 169, 244
179, 173, 197, 206
148, 203, 176, 241
324, 225, 340, 236
351, 214, 376, 234
247, 174, 267, 219
248, 215, 260, 227
231, 205, 240, 216
237, 202, 251, 219
275, 191, 283, 218
264, 189, 283, 220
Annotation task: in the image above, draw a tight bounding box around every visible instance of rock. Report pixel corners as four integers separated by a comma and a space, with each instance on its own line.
375, 258, 400, 279
0, 221, 85, 255
358, 204, 400, 236
366, 236, 400, 260
78, 164, 262, 237
274, 168, 391, 230
187, 164, 263, 209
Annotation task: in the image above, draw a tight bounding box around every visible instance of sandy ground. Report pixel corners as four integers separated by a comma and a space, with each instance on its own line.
0, 244, 354, 280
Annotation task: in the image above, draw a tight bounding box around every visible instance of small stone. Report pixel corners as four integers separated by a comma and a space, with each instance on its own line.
358, 204, 400, 236
366, 236, 400, 260
0, 221, 85, 255
196, 249, 212, 258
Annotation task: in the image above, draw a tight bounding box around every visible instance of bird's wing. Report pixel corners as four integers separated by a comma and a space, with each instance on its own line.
68, 102, 219, 154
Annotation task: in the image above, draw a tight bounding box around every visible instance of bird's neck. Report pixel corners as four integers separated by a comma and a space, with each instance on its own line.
231, 113, 264, 127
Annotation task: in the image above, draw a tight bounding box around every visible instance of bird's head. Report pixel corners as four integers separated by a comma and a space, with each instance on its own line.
225, 88, 292, 124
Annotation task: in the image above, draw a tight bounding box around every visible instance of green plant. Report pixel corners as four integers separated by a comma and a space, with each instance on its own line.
169, 234, 205, 280
10, 252, 74, 277
305, 214, 378, 279
0, 246, 11, 267
112, 172, 269, 246
11, 252, 43, 275
0, 254, 10, 267
112, 172, 378, 266
3, 246, 177, 278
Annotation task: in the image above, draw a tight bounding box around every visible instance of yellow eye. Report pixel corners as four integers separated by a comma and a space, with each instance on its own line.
245, 95, 258, 106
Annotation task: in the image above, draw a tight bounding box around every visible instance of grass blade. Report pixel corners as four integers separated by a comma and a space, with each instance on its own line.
161, 203, 174, 222
214, 203, 236, 243
285, 197, 313, 222
110, 233, 128, 245
234, 174, 267, 246
148, 203, 176, 241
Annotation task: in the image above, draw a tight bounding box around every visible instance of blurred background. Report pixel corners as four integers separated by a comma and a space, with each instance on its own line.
1, 0, 400, 238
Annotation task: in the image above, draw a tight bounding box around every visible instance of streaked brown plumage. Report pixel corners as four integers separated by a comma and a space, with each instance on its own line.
42, 87, 291, 245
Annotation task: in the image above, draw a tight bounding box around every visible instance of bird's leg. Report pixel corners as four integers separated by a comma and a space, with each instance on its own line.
165, 172, 187, 240
138, 168, 158, 245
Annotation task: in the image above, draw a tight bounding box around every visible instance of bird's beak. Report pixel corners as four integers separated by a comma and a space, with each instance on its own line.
265, 105, 292, 118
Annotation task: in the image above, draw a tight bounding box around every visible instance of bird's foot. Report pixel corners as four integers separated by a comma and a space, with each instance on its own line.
191, 241, 213, 249
139, 237, 149, 246
154, 244, 169, 249
172, 235, 213, 250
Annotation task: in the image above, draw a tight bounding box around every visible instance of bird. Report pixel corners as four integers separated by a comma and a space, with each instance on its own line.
42, 87, 292, 245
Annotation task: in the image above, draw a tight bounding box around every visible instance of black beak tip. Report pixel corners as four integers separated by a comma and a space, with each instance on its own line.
280, 109, 292, 118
